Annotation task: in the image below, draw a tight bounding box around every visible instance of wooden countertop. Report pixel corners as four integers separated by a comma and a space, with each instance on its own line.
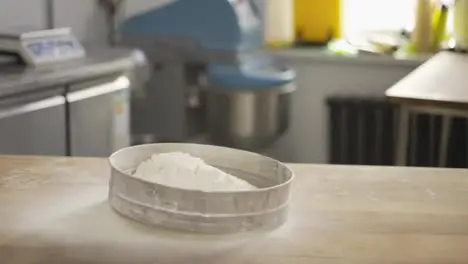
1, 156, 468, 263
386, 51, 468, 109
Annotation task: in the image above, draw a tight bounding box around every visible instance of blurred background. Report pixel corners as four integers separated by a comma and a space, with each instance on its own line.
1, 0, 467, 167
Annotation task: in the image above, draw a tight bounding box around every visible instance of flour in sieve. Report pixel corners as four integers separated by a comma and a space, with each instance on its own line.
133, 152, 257, 191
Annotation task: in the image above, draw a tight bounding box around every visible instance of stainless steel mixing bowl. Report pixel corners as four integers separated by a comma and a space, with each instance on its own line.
108, 143, 294, 234
206, 84, 295, 150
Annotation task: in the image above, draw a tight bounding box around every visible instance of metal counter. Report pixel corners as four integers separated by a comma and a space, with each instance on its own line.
0, 47, 149, 156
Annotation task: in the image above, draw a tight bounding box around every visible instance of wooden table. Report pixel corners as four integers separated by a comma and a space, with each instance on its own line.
386, 51, 468, 167
1, 156, 468, 263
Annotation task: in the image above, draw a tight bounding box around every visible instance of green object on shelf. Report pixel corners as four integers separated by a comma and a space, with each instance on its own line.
406, 41, 419, 54
431, 5, 448, 51
327, 40, 358, 56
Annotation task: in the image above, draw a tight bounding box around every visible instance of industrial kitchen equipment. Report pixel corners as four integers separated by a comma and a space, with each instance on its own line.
120, 0, 296, 150
0, 27, 148, 156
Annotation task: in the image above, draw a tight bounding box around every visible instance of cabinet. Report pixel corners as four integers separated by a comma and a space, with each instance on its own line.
0, 88, 67, 155
67, 75, 131, 157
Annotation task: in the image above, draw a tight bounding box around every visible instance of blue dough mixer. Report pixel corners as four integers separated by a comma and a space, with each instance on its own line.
120, 0, 296, 150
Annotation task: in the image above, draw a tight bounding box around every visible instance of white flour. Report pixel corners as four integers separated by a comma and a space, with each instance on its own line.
134, 152, 257, 191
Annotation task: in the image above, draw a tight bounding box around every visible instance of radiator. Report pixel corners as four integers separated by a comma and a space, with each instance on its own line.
327, 96, 468, 168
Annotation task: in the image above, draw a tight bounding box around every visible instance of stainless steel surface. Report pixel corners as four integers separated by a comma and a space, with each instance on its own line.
0, 88, 66, 155
68, 75, 130, 157
130, 61, 205, 142
109, 143, 294, 234
130, 61, 186, 142
0, 47, 147, 99
207, 84, 295, 150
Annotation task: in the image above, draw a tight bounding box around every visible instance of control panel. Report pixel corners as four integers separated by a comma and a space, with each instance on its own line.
0, 28, 85, 66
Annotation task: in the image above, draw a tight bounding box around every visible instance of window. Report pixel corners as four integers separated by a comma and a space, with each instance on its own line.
342, 0, 416, 36
343, 0, 454, 37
